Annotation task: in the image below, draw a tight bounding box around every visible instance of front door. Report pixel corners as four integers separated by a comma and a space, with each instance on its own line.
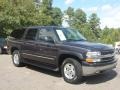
35, 27, 59, 65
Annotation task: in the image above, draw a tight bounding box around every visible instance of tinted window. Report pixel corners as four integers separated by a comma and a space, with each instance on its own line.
11, 28, 25, 39
25, 29, 37, 40
0, 38, 5, 45
0, 38, 5, 42
38, 28, 58, 42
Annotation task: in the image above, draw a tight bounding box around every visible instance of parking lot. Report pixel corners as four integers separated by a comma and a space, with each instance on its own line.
0, 55, 120, 90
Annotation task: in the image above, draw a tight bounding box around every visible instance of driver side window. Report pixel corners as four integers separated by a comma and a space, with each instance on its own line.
38, 28, 58, 43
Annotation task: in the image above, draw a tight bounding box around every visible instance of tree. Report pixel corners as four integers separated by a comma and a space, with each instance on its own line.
79, 23, 97, 41
40, 0, 52, 15
64, 7, 97, 41
39, 0, 62, 26
65, 8, 86, 29
0, 0, 63, 37
72, 9, 87, 29
88, 13, 101, 38
74, 9, 86, 23
0, 1, 120, 45
0, 0, 48, 37
51, 7, 62, 26
100, 28, 120, 44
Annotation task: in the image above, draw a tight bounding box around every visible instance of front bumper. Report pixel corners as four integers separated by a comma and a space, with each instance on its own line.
82, 60, 117, 76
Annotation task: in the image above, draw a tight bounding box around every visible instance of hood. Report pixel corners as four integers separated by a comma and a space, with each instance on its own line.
63, 41, 114, 51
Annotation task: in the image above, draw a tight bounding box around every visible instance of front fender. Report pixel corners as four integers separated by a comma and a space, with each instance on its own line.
56, 50, 84, 66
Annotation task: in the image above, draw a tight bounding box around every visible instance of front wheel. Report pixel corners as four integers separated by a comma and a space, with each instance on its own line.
12, 50, 24, 67
61, 58, 83, 84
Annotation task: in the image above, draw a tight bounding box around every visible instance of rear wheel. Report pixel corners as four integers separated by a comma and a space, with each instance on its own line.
61, 58, 83, 84
12, 50, 24, 67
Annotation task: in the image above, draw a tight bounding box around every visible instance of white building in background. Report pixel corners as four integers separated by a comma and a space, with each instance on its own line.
34, 0, 42, 8
35, 0, 42, 3
62, 15, 69, 28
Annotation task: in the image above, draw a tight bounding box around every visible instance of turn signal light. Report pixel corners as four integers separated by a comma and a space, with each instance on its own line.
86, 58, 93, 63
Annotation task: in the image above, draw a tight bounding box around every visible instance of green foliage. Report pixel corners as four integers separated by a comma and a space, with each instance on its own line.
0, 0, 62, 37
51, 7, 62, 26
74, 9, 86, 25
65, 8, 87, 28
65, 7, 97, 42
88, 13, 101, 38
0, 0, 120, 45
40, 0, 52, 15
0, 0, 37, 37
100, 27, 120, 44
65, 7, 120, 44
78, 23, 97, 41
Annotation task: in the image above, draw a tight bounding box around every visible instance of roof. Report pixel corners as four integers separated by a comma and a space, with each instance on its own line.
24, 26, 64, 29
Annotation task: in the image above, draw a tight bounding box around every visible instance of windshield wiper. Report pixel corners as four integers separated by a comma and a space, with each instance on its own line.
75, 39, 87, 41
64, 39, 86, 42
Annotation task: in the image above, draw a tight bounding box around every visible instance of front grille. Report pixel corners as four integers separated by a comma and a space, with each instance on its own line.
101, 56, 114, 62
101, 49, 114, 55
100, 49, 115, 63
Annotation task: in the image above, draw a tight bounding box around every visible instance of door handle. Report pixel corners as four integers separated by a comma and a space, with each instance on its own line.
39, 48, 42, 51
46, 44, 53, 47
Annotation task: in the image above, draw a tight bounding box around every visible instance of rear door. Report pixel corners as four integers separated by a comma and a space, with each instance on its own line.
21, 28, 38, 60
8, 28, 26, 53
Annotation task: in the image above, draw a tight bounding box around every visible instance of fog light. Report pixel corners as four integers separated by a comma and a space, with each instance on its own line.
86, 58, 93, 63
86, 58, 101, 63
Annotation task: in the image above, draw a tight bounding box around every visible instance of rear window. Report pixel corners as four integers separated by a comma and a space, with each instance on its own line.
0, 38, 6, 45
11, 28, 26, 39
25, 28, 37, 40
0, 38, 5, 43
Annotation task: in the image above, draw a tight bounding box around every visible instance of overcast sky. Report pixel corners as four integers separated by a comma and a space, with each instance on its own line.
53, 0, 120, 29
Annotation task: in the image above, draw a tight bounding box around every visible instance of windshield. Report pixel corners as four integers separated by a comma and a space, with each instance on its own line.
56, 28, 86, 41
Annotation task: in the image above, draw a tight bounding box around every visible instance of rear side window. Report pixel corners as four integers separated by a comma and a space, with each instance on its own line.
25, 28, 37, 40
11, 28, 25, 39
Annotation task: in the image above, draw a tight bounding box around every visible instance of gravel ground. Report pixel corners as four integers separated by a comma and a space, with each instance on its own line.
0, 55, 120, 90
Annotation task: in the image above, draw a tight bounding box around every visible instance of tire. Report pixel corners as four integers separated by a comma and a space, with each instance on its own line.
61, 58, 83, 84
12, 50, 24, 67
0, 47, 2, 54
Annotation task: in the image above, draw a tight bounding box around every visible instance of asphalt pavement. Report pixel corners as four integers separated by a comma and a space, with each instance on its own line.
0, 55, 120, 90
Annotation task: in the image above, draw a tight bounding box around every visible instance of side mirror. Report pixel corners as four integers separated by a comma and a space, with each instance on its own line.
44, 36, 55, 43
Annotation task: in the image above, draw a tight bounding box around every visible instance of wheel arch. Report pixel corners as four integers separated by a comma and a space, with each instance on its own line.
10, 47, 19, 54
57, 52, 83, 68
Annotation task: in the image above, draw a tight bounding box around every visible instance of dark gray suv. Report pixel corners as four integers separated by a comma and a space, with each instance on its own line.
7, 26, 117, 84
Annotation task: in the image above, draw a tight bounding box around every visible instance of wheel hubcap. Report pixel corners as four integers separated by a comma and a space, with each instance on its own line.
64, 63, 76, 79
13, 54, 19, 65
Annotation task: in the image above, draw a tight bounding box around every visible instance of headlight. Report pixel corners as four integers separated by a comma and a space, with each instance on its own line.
86, 51, 101, 58
3, 46, 7, 49
86, 51, 101, 63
